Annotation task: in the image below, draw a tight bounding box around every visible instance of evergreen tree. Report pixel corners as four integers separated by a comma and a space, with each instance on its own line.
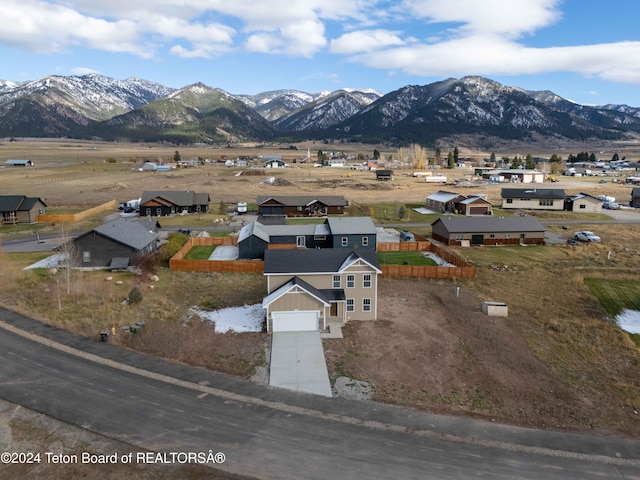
447, 151, 455, 169
525, 154, 535, 169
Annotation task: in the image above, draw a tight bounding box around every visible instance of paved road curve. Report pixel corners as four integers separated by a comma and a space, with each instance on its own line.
1, 308, 639, 479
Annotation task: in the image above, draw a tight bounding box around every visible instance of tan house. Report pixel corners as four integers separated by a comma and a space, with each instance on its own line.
566, 193, 602, 213
431, 216, 546, 246
501, 188, 565, 211
262, 249, 381, 332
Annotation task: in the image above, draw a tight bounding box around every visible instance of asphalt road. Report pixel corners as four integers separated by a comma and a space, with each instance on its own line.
1, 308, 639, 479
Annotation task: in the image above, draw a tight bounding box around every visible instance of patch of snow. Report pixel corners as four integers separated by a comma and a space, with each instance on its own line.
423, 252, 454, 267
24, 253, 67, 269
208, 246, 238, 260
192, 304, 264, 333
413, 207, 438, 214
616, 309, 640, 334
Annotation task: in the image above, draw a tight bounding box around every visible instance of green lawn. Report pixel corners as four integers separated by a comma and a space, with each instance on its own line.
377, 251, 438, 266
584, 278, 640, 316
184, 246, 216, 260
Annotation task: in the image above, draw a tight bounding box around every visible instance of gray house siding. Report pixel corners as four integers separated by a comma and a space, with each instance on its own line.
330, 234, 374, 250
74, 233, 141, 268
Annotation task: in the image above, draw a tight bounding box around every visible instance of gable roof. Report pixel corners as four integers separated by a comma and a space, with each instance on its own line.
82, 218, 159, 250
264, 248, 381, 275
262, 276, 332, 308
326, 216, 376, 235
459, 196, 491, 205
501, 188, 565, 199
140, 191, 210, 206
432, 216, 545, 233
568, 192, 601, 202
256, 195, 347, 207
427, 190, 464, 203
0, 195, 46, 212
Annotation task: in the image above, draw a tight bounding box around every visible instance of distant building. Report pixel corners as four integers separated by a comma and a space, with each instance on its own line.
5, 159, 34, 167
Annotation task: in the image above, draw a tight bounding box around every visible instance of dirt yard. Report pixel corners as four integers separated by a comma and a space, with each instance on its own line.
325, 276, 640, 436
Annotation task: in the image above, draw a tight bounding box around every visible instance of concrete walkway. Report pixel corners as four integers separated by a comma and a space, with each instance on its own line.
269, 331, 332, 397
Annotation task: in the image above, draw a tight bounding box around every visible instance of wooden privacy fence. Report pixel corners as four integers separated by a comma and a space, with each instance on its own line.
170, 236, 263, 273
37, 200, 118, 223
376, 240, 475, 278
170, 236, 474, 278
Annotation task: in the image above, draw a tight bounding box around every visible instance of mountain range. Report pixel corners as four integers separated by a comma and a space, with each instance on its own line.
1, 73, 640, 146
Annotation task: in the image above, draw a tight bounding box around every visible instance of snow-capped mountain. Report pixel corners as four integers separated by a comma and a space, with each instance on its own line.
0, 73, 639, 144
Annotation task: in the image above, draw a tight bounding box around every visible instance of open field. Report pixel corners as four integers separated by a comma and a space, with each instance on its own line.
1, 139, 640, 439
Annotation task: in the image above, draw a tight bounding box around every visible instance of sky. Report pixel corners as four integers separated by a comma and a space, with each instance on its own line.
1, 0, 640, 106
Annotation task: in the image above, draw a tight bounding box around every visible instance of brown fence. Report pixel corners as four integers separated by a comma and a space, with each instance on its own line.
376, 240, 475, 278
37, 200, 118, 223
170, 236, 262, 273
170, 236, 475, 278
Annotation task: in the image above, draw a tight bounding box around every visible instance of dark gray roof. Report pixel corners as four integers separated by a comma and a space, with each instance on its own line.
432, 216, 545, 233
501, 188, 565, 199
140, 191, 210, 206
0, 195, 46, 212
264, 248, 381, 274
257, 195, 347, 207
90, 218, 159, 250
326, 217, 376, 235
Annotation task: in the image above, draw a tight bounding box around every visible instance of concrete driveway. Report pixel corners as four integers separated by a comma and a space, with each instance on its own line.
269, 331, 332, 397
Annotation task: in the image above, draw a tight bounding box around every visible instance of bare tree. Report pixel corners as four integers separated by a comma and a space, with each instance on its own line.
56, 224, 79, 295
408, 144, 426, 170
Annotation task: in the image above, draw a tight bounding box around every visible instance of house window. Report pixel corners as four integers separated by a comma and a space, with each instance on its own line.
296, 236, 306, 247
362, 236, 369, 247
341, 237, 348, 246
196, 205, 201, 212
347, 274, 355, 288
346, 299, 355, 312
490, 234, 495, 238
579, 204, 586, 209
82, 251, 91, 263
362, 298, 371, 312
332, 275, 341, 288
506, 198, 513, 204
455, 234, 464, 240
363, 274, 372, 288
505, 234, 510, 238
146, 208, 151, 216
156, 208, 162, 216
539, 199, 553, 206
297, 206, 303, 211
314, 235, 326, 240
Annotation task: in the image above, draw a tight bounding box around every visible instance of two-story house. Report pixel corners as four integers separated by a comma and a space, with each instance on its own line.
262, 248, 382, 332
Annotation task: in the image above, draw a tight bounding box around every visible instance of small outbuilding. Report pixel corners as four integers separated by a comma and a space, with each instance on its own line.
565, 193, 603, 213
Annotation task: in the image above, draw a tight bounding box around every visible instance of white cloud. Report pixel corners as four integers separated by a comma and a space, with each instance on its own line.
330, 30, 405, 54
71, 67, 101, 75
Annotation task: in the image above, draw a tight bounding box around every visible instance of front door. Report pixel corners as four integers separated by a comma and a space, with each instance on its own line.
330, 303, 338, 316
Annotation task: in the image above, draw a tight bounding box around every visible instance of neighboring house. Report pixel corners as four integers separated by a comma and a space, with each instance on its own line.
262, 248, 382, 332
139, 191, 210, 217
631, 188, 640, 208
482, 169, 545, 183
323, 158, 347, 167
375, 170, 393, 180
238, 216, 376, 259
431, 216, 546, 246
5, 159, 34, 167
565, 193, 603, 213
71, 218, 160, 269
426, 190, 466, 214
257, 195, 348, 217
264, 156, 285, 168
457, 195, 493, 216
0, 195, 46, 225
501, 188, 565, 211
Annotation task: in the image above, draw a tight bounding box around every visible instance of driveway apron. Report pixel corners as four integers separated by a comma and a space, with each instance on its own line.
269, 331, 332, 397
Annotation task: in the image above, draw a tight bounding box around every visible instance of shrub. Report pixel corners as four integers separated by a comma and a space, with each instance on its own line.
127, 286, 143, 304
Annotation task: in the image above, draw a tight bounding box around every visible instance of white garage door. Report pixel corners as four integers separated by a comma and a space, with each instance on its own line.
272, 311, 318, 332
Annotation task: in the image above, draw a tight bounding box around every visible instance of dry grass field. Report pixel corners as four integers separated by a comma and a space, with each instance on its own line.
1, 139, 640, 439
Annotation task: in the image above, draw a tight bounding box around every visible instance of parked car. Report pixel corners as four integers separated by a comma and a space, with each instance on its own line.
399, 230, 416, 242
574, 231, 601, 243
602, 201, 620, 210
